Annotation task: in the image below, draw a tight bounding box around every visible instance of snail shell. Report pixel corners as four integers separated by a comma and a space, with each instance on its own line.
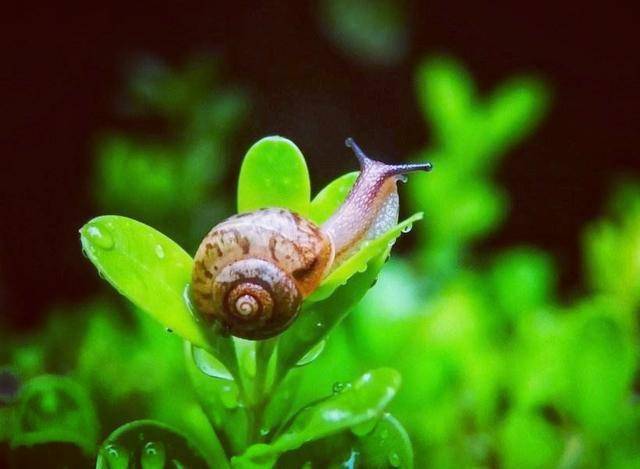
191, 209, 334, 339
191, 138, 431, 340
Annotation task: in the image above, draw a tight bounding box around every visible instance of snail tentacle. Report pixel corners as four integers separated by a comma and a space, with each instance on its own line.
322, 139, 432, 265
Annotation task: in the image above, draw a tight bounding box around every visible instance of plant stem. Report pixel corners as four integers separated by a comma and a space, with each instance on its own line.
246, 338, 277, 443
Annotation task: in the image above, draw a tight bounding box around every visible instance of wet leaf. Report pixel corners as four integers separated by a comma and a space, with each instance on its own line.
358, 413, 413, 469
80, 215, 239, 369
95, 419, 216, 469
80, 216, 207, 346
184, 344, 250, 456
237, 136, 311, 216
233, 369, 400, 466
309, 213, 423, 302
277, 251, 387, 376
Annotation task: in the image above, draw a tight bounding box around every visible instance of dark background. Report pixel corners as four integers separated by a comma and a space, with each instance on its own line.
1, 2, 638, 328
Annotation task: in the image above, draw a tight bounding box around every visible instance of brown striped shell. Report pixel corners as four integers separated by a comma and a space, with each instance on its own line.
191, 208, 334, 339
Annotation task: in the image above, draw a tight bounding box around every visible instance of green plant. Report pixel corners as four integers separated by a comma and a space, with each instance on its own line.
79, 136, 423, 466
4, 54, 639, 469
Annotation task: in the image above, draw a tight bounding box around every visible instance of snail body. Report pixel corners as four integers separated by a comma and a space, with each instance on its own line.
192, 138, 431, 339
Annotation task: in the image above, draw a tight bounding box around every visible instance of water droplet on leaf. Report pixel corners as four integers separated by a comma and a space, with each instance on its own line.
183, 284, 200, 322
154, 244, 165, 259
296, 340, 326, 366
102, 443, 129, 468
141, 441, 166, 469
192, 345, 233, 380
236, 339, 256, 377
401, 224, 412, 233
388, 452, 401, 467
86, 223, 114, 250
219, 384, 239, 409
343, 449, 359, 468
332, 381, 351, 394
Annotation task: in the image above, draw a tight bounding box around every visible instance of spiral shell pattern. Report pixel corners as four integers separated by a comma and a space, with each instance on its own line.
192, 208, 334, 339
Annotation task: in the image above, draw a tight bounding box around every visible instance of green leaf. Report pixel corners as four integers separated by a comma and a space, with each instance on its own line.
350, 259, 423, 363
80, 215, 208, 349
583, 184, 640, 307
417, 57, 474, 144
490, 248, 555, 316
485, 77, 548, 153
234, 369, 400, 466
358, 413, 413, 469
185, 344, 250, 456
95, 419, 215, 469
11, 375, 98, 455
308, 213, 423, 302
563, 310, 635, 439
499, 411, 562, 469
308, 171, 358, 224
96, 137, 181, 218
320, 0, 409, 65
271, 432, 356, 468
277, 251, 387, 376
237, 136, 311, 215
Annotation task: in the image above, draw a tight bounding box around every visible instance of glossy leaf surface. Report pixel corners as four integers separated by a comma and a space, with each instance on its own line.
95, 419, 215, 469
309, 212, 423, 302
357, 413, 413, 469
234, 368, 400, 466
237, 136, 311, 216
80, 216, 208, 348
277, 251, 387, 376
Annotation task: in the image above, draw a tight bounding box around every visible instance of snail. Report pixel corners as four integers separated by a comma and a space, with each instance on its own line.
191, 138, 432, 339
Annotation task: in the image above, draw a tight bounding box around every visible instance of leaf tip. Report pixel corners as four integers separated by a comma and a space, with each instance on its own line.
79, 216, 116, 253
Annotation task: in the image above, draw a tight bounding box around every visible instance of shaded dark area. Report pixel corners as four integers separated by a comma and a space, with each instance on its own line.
1, 1, 638, 327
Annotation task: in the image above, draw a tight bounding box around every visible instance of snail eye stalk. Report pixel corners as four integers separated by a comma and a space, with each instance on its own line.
345, 137, 433, 174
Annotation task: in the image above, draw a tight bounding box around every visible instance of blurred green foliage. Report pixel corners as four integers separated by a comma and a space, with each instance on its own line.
319, 0, 408, 65
336, 59, 639, 468
2, 52, 640, 469
95, 54, 247, 249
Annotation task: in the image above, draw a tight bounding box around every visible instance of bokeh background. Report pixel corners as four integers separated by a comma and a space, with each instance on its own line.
2, 1, 640, 467
3, 1, 639, 325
